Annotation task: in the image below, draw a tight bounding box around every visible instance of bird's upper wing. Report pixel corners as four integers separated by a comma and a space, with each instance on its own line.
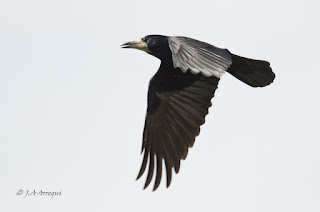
137, 63, 220, 191
168, 36, 232, 78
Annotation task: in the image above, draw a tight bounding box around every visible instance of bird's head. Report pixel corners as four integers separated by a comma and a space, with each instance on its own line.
121, 35, 171, 60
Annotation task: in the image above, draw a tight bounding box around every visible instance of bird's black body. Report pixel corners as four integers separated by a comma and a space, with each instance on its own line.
121, 35, 275, 191
147, 59, 201, 114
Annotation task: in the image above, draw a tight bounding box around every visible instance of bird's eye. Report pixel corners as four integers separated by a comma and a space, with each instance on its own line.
141, 37, 146, 42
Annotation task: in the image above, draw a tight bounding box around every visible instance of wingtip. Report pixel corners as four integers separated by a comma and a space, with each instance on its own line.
166, 180, 171, 188
136, 174, 142, 181
152, 185, 159, 191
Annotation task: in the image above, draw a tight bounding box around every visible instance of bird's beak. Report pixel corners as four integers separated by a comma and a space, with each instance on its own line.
121, 39, 151, 53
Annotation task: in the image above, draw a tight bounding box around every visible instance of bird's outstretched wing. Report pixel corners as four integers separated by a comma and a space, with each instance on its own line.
168, 36, 232, 78
137, 63, 220, 191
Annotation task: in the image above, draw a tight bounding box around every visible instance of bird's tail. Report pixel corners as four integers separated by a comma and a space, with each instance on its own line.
227, 53, 275, 87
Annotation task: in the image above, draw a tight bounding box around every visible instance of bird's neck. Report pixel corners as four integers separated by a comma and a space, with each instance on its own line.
159, 57, 174, 69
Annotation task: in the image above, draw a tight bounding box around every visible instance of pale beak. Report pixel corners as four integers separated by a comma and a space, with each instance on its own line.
121, 39, 150, 53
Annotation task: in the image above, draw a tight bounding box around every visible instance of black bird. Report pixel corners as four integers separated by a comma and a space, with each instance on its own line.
121, 35, 275, 191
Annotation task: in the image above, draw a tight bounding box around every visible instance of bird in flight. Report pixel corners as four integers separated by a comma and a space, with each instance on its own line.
121, 35, 275, 191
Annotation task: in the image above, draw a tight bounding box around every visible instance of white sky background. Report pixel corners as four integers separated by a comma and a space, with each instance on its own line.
0, 0, 319, 211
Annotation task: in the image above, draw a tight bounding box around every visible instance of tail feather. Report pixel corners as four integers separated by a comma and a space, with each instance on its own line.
227, 53, 275, 87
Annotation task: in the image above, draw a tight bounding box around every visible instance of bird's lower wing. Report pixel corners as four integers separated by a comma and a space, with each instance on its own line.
137, 69, 220, 191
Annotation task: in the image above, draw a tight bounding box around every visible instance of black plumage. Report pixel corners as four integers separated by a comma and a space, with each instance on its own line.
121, 35, 275, 191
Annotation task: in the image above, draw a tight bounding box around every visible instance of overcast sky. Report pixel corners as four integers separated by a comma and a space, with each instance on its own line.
0, 0, 319, 211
